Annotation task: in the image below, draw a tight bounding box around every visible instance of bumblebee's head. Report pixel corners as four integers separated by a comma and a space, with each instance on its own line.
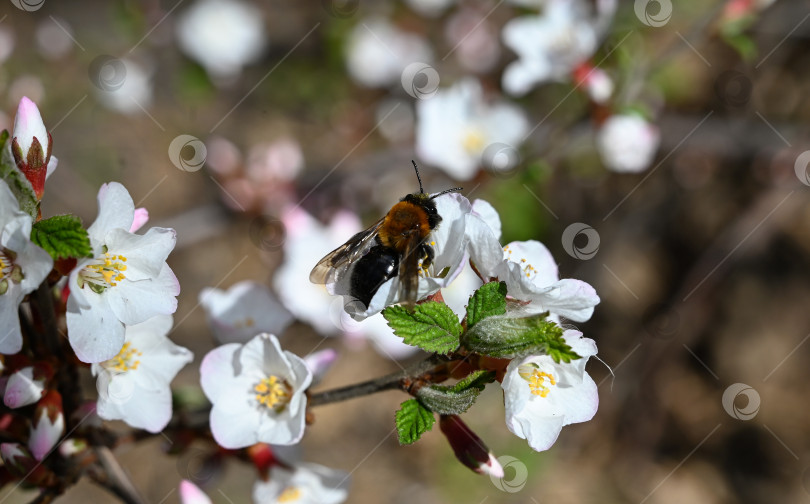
402, 192, 441, 229
405, 161, 463, 230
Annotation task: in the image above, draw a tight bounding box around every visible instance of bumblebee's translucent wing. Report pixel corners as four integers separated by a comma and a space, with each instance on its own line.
397, 232, 424, 310
309, 217, 385, 286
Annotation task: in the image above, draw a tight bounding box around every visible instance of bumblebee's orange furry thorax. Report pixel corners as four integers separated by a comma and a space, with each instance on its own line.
379, 200, 431, 252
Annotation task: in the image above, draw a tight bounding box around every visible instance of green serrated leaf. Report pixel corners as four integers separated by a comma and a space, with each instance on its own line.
31, 215, 92, 260
466, 281, 507, 328
461, 313, 581, 362
416, 386, 479, 415
395, 398, 435, 445
448, 370, 495, 393
383, 302, 462, 354
415, 371, 496, 416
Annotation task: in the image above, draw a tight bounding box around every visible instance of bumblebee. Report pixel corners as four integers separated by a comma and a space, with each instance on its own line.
310, 162, 462, 310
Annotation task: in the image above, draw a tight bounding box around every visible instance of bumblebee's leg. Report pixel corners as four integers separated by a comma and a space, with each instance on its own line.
418, 242, 435, 272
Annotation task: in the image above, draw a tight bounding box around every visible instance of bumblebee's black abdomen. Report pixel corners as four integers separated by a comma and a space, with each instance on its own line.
350, 246, 399, 307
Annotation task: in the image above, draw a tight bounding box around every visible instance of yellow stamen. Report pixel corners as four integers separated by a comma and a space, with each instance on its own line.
277, 486, 301, 502
254, 375, 293, 411
103, 342, 142, 372
519, 364, 557, 398
461, 129, 486, 154
79, 252, 128, 292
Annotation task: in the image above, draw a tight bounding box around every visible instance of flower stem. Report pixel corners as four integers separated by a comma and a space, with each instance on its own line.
308, 354, 449, 407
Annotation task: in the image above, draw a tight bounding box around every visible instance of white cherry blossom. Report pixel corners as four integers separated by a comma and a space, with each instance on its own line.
66, 182, 179, 363
200, 333, 312, 448
92, 315, 193, 433
502, 329, 599, 451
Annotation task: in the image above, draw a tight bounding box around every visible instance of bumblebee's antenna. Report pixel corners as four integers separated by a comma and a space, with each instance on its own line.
412, 160, 424, 194
429, 187, 463, 199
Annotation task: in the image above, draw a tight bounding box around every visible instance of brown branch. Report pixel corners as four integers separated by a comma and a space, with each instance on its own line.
308, 354, 450, 407
86, 446, 146, 504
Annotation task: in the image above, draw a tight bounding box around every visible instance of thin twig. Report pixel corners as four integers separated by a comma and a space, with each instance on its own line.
308, 354, 449, 407
88, 446, 147, 504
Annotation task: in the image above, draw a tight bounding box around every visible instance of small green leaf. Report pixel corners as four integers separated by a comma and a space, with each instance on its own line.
416, 371, 495, 415
461, 313, 581, 362
383, 302, 462, 354
31, 215, 92, 260
416, 386, 479, 415
448, 370, 495, 393
395, 398, 435, 445
466, 281, 507, 327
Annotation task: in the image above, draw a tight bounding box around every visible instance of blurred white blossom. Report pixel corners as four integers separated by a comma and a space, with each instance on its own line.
597, 114, 660, 173
95, 59, 153, 115
252, 463, 350, 504
0, 27, 15, 64
405, 0, 455, 17
445, 7, 500, 74
416, 79, 528, 180
176, 0, 266, 84
346, 18, 433, 88
200, 280, 293, 345
36, 18, 74, 60
502, 0, 615, 96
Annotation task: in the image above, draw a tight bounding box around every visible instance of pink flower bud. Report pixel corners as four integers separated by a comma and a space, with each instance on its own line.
303, 348, 338, 385
439, 415, 504, 478
29, 390, 65, 461
179, 479, 213, 504
11, 97, 52, 201
4, 366, 48, 409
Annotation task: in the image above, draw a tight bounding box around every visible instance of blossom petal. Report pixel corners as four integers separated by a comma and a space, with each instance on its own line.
66, 294, 125, 363
105, 227, 177, 280
210, 392, 261, 449
106, 264, 179, 325
200, 343, 242, 403
87, 182, 135, 248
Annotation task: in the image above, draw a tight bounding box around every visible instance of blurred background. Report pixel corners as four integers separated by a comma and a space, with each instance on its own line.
2, 0, 810, 502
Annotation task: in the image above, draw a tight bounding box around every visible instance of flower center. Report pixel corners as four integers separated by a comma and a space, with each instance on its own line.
78, 251, 128, 293
461, 128, 486, 155
103, 342, 142, 372
503, 245, 536, 279
254, 375, 293, 412
519, 363, 557, 398
235, 317, 255, 329
0, 250, 23, 296
277, 486, 301, 502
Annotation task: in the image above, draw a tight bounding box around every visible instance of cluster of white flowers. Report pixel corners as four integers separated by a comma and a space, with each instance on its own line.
1, 97, 191, 436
